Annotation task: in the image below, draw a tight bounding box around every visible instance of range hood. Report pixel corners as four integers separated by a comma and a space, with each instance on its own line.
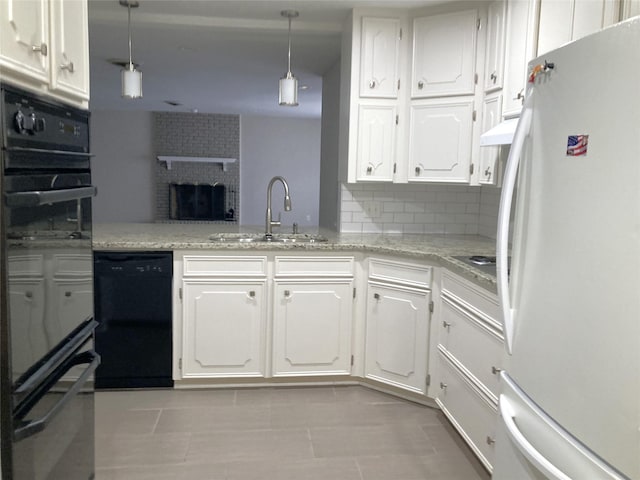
479, 118, 519, 146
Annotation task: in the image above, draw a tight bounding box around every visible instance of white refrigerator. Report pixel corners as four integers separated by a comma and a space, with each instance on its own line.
492, 17, 640, 480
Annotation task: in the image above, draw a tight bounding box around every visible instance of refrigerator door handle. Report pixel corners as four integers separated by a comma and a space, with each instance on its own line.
499, 397, 571, 480
13, 351, 100, 442
496, 89, 534, 354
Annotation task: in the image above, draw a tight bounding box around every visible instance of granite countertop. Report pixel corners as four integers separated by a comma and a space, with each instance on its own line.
93, 223, 499, 291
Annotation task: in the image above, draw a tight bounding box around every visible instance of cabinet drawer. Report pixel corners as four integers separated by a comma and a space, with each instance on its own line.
8, 255, 45, 277
274, 256, 354, 277
441, 270, 500, 325
52, 254, 92, 276
439, 296, 503, 401
436, 350, 497, 473
368, 258, 432, 289
183, 255, 267, 276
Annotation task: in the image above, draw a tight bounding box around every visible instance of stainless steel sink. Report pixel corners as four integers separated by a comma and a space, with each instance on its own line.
209, 233, 328, 244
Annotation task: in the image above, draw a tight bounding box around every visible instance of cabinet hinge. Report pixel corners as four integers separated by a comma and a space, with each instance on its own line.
477, 18, 481, 30
179, 358, 182, 370
470, 163, 475, 175
353, 287, 356, 299
472, 109, 477, 121
395, 115, 399, 125
399, 28, 403, 40
393, 163, 397, 174
179, 287, 182, 300
474, 73, 478, 85
351, 354, 355, 366
397, 78, 400, 90
426, 374, 431, 387
429, 300, 434, 313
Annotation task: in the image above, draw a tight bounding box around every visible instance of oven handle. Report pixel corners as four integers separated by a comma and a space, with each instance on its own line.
5, 185, 97, 207
5, 146, 94, 157
13, 351, 100, 442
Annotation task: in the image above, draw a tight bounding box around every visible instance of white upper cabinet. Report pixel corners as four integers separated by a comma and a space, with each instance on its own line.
483, 1, 507, 92
537, 0, 620, 55
408, 98, 474, 183
502, 0, 539, 118
621, 0, 640, 18
0, 0, 49, 83
49, 0, 90, 102
355, 103, 397, 181
0, 0, 90, 108
360, 17, 401, 98
479, 93, 503, 186
411, 10, 479, 98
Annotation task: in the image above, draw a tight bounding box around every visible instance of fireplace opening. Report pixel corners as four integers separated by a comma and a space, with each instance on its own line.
169, 183, 227, 221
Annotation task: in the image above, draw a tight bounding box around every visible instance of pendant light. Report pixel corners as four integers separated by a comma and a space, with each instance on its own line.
120, 0, 142, 98
279, 10, 299, 106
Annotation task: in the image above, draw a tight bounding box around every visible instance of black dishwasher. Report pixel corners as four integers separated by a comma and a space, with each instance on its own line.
94, 251, 173, 388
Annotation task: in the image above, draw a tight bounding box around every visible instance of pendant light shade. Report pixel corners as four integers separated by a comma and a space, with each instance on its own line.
120, 0, 142, 99
279, 10, 299, 107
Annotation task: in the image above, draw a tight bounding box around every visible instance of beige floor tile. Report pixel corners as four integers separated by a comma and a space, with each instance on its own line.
310, 424, 434, 458
225, 457, 362, 480
95, 408, 161, 435
154, 405, 271, 433
95, 432, 190, 468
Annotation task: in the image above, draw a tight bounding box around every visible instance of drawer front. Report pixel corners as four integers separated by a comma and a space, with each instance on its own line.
183, 255, 267, 276
442, 270, 500, 325
274, 256, 354, 277
368, 258, 432, 289
436, 351, 497, 472
52, 254, 92, 276
8, 255, 45, 277
439, 297, 503, 401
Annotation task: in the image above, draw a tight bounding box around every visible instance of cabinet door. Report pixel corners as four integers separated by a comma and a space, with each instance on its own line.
182, 281, 266, 378
9, 279, 47, 377
484, 1, 506, 92
408, 98, 474, 183
49, 0, 90, 100
537, 0, 620, 55
360, 17, 400, 98
411, 10, 478, 98
479, 93, 503, 186
365, 283, 430, 394
436, 351, 497, 472
0, 0, 49, 83
51, 278, 93, 342
356, 103, 397, 181
273, 281, 352, 376
502, 0, 538, 117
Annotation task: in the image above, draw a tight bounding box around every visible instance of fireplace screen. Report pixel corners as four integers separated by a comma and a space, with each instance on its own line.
169, 183, 226, 220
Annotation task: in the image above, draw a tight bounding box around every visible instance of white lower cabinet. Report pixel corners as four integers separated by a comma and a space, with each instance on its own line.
364, 258, 432, 394
182, 280, 266, 378
435, 269, 502, 473
272, 281, 353, 376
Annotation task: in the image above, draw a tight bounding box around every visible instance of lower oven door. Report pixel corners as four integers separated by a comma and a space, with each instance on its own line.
12, 350, 99, 480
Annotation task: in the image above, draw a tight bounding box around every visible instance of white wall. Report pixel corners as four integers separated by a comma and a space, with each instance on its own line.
91, 110, 155, 223
240, 116, 321, 228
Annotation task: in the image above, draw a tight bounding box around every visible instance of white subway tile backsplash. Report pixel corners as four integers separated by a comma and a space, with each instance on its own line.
339, 182, 502, 237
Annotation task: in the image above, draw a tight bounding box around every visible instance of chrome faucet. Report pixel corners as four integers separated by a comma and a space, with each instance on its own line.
265, 176, 292, 236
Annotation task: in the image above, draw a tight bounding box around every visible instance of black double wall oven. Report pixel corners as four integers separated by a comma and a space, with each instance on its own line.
0, 84, 99, 479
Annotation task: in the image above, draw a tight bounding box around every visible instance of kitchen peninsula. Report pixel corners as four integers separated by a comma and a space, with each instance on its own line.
93, 222, 502, 472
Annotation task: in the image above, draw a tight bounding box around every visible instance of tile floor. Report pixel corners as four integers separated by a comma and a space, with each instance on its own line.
95, 385, 491, 480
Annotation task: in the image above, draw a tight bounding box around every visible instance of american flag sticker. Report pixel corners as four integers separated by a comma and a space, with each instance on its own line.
566, 135, 589, 156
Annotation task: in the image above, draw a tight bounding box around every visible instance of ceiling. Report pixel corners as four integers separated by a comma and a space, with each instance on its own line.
88, 0, 447, 118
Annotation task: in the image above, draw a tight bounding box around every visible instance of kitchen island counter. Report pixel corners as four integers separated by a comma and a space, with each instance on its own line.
93, 223, 498, 291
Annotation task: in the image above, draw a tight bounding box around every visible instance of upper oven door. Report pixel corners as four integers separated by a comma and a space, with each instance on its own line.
4, 172, 95, 386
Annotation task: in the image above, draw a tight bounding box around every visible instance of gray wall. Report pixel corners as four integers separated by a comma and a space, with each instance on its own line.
240, 116, 321, 228
319, 60, 341, 230
91, 110, 155, 223
91, 110, 321, 226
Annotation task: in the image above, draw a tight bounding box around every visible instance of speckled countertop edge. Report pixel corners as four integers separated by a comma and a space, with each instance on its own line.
91, 223, 499, 292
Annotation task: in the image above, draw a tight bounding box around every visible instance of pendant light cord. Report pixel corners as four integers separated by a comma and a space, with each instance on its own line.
127, 4, 133, 70
287, 15, 292, 75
